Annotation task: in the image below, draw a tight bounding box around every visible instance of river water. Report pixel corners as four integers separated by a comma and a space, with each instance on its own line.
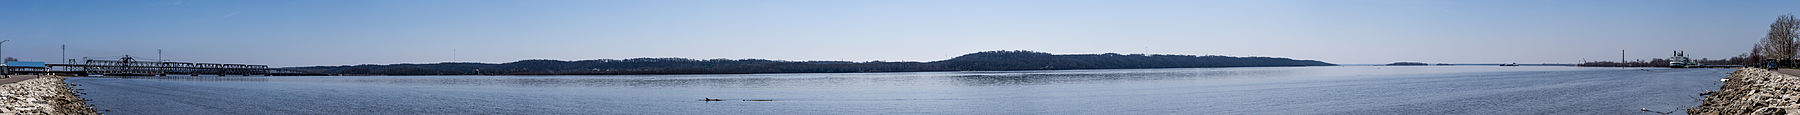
67, 66, 1731, 114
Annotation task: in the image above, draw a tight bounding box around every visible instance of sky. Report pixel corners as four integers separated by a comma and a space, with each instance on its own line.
2, 0, 1799, 67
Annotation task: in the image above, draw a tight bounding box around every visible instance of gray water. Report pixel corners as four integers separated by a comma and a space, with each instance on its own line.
67, 66, 1732, 114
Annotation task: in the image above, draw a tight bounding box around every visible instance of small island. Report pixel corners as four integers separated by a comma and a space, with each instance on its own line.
1385, 62, 1430, 66
288, 50, 1336, 75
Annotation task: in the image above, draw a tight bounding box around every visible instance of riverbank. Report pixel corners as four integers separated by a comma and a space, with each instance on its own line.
1, 75, 97, 114
1690, 68, 1800, 114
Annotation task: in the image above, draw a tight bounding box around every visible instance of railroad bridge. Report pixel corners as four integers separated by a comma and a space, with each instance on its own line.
11, 56, 323, 76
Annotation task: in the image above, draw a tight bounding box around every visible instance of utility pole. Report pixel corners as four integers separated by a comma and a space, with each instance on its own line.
0, 40, 8, 62
1, 40, 10, 76
62, 44, 66, 71
158, 49, 163, 76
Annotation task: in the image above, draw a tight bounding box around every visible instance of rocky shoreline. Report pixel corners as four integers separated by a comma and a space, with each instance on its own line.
1690, 68, 1800, 114
1, 75, 97, 114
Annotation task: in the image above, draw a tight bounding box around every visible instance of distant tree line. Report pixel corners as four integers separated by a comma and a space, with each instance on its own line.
1581, 14, 1799, 67
286, 50, 1336, 75
1576, 58, 1752, 67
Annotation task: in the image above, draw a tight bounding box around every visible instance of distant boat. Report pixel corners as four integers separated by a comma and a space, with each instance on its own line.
1669, 50, 1693, 68
1500, 63, 1519, 66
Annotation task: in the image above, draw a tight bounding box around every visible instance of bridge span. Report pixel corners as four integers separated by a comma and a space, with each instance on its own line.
9, 56, 325, 76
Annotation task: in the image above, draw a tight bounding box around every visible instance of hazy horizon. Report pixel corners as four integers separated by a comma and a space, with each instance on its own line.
5, 0, 1800, 67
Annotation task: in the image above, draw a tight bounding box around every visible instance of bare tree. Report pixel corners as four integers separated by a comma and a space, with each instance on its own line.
1758, 14, 1800, 61
1752, 43, 1765, 63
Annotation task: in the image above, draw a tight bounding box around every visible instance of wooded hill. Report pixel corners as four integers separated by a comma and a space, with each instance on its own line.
286, 50, 1336, 75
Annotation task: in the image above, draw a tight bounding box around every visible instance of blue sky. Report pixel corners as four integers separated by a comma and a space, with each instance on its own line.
3, 0, 1798, 67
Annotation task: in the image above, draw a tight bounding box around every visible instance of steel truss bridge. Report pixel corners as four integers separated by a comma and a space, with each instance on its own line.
11, 56, 324, 76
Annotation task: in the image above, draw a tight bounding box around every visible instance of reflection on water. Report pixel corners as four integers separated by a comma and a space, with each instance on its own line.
67, 66, 1730, 114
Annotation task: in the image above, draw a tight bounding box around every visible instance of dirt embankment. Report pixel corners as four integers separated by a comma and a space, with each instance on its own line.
0, 75, 97, 115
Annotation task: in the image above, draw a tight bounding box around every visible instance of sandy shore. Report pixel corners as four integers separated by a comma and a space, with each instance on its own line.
0, 75, 97, 115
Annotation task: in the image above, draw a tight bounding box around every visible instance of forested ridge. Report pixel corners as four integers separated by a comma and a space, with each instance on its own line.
286, 50, 1335, 75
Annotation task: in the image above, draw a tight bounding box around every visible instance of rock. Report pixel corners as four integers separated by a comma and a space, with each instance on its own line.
1691, 68, 1800, 115
0, 75, 97, 115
